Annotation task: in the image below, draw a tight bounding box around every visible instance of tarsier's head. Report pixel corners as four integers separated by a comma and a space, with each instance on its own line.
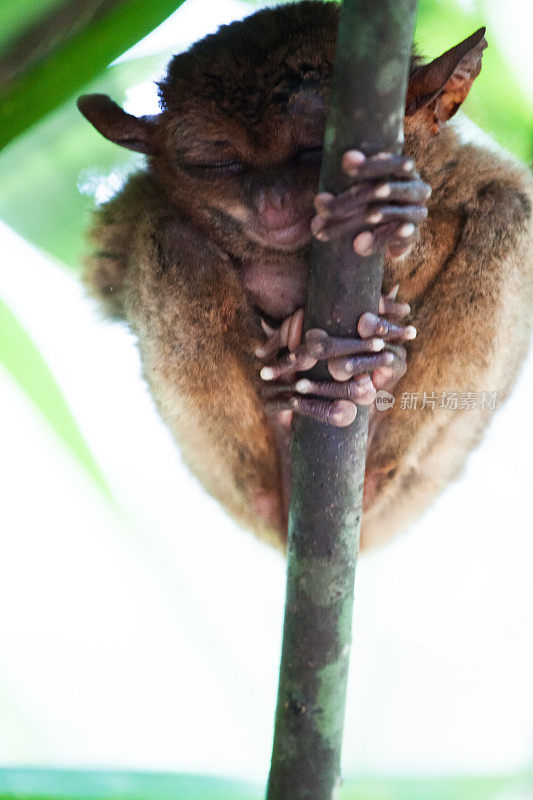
78, 1, 486, 253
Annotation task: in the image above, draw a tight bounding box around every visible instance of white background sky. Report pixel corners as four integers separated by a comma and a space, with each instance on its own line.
0, 0, 532, 786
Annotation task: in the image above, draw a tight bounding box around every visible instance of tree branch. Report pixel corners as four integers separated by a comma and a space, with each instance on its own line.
266, 2, 418, 798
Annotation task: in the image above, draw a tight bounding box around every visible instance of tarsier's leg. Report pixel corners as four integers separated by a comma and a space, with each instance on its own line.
259, 150, 430, 427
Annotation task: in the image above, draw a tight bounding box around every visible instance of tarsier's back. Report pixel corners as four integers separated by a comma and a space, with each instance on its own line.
79, 1, 532, 550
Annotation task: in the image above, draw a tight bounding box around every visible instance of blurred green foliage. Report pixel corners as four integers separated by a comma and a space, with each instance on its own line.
0, 0, 186, 150
0, 55, 159, 267
0, 298, 113, 498
0, 56, 160, 495
0, 768, 532, 800
414, 0, 532, 162
0, 0, 64, 50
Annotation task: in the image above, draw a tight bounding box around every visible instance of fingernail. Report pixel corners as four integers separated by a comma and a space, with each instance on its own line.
305, 329, 328, 354
403, 159, 415, 171
260, 367, 276, 380
310, 216, 325, 235
353, 231, 374, 255
295, 379, 312, 394
374, 183, 391, 199
371, 338, 385, 351
374, 366, 394, 383
357, 311, 377, 338
405, 325, 417, 340
343, 149, 366, 168
304, 340, 325, 358
332, 400, 357, 426
387, 283, 400, 299
279, 410, 293, 427
366, 212, 383, 224
287, 308, 304, 352
314, 192, 333, 214
399, 223, 415, 237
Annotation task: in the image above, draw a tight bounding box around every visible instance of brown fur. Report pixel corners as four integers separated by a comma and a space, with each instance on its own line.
80, 1, 532, 549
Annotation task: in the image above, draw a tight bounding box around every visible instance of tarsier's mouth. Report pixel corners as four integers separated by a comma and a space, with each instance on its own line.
252, 216, 313, 251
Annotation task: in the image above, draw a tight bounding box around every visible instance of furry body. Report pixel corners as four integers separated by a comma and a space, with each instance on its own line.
82, 2, 532, 549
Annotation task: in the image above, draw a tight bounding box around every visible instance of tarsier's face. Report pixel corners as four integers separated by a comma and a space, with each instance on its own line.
155, 75, 331, 252
150, 1, 338, 252
78, 0, 485, 263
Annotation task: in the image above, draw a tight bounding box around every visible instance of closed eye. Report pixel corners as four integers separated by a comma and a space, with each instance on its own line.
187, 161, 245, 176
295, 145, 323, 165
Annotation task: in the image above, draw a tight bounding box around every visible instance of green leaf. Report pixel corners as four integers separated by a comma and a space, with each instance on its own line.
0, 0, 186, 149
0, 55, 160, 268
0, 296, 113, 500
0, 0, 64, 50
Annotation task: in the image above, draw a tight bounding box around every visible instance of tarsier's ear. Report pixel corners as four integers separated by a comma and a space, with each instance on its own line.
77, 94, 157, 154
405, 28, 487, 134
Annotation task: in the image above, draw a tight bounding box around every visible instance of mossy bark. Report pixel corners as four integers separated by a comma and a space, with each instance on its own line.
266, 2, 418, 798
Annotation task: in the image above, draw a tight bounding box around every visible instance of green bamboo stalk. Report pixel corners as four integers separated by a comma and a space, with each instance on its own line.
266, 2, 418, 798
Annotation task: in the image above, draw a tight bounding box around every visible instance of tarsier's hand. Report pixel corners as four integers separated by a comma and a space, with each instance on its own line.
311, 149, 431, 259
258, 150, 428, 428
258, 288, 415, 427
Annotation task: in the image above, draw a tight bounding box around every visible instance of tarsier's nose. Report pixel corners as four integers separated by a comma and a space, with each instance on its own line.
267, 180, 290, 209
256, 180, 290, 213
255, 180, 302, 231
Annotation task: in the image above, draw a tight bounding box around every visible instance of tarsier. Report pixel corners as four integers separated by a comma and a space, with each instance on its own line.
78, 1, 532, 550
